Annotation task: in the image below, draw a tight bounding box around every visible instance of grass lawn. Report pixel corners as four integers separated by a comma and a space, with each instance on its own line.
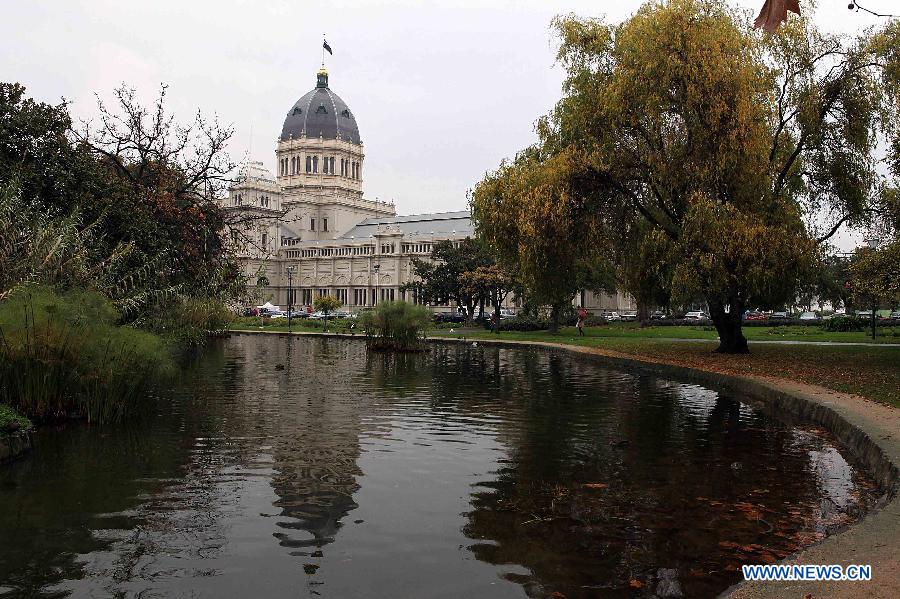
431, 328, 900, 408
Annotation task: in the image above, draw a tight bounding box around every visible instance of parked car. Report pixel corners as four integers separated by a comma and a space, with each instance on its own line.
891, 311, 900, 320
798, 312, 819, 321
332, 311, 352, 319
855, 310, 873, 320
770, 311, 788, 320
683, 311, 708, 321
499, 308, 517, 320
650, 311, 668, 320
433, 312, 465, 324
744, 311, 767, 321
307, 311, 327, 320
604, 311, 622, 322
621, 311, 638, 322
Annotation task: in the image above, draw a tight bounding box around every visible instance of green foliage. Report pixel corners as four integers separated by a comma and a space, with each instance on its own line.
405, 238, 494, 316
358, 301, 432, 351
141, 297, 235, 346
0, 82, 243, 321
313, 295, 342, 314
851, 242, 900, 309
0, 403, 31, 434
491, 316, 550, 332
821, 316, 863, 333
474, 0, 894, 352
0, 286, 175, 424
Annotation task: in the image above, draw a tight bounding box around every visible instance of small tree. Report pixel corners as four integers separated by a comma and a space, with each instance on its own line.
851, 243, 900, 338
460, 265, 518, 329
405, 238, 493, 320
313, 295, 342, 331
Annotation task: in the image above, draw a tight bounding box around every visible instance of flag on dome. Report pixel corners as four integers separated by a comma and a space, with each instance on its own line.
323, 39, 333, 55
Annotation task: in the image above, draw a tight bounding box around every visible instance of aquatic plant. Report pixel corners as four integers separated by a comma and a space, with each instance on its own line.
0, 286, 175, 424
358, 301, 432, 352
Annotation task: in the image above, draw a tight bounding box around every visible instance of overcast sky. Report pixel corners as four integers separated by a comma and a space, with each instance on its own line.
3, 0, 895, 249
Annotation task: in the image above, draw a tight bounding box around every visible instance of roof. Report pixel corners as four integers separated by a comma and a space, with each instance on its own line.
339, 211, 472, 240
280, 68, 361, 144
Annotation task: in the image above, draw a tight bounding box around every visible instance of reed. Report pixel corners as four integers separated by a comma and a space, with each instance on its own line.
0, 286, 174, 424
358, 301, 432, 352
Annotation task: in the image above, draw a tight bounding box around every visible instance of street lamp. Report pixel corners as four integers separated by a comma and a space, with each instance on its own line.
286, 265, 296, 331
373, 263, 380, 306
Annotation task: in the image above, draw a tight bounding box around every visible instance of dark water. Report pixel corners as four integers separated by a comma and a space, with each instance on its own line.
0, 335, 881, 598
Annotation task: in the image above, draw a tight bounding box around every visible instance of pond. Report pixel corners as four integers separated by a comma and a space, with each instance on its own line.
0, 335, 881, 598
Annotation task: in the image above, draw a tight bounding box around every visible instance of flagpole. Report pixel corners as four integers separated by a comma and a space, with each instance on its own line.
322, 33, 325, 66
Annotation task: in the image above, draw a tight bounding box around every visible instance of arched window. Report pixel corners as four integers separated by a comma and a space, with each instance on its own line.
306, 156, 311, 173
313, 156, 319, 173
330, 157, 335, 174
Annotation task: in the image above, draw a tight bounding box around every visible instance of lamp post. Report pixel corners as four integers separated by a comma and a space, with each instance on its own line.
865, 237, 878, 341
373, 263, 380, 306
287, 265, 296, 331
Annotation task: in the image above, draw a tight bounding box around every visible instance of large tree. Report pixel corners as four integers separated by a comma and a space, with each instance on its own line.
0, 82, 242, 316
475, 0, 893, 352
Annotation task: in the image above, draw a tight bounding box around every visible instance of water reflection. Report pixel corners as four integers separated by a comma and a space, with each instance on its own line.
0, 336, 879, 598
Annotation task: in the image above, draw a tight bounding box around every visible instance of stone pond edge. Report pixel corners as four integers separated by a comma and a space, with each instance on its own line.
232, 329, 900, 598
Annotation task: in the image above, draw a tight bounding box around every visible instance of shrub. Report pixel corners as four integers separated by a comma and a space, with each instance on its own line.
584, 315, 608, 327
820, 316, 863, 332
142, 297, 235, 345
493, 316, 550, 331
358, 301, 432, 351
0, 286, 174, 423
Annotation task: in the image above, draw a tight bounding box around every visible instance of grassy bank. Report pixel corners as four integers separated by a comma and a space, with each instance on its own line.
432, 328, 900, 408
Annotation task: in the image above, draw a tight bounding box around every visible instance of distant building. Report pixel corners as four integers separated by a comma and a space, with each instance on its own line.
224, 66, 634, 314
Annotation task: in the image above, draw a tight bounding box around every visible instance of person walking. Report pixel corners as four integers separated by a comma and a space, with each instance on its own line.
576, 307, 588, 337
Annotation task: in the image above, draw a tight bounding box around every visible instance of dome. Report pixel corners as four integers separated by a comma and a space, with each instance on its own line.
238, 161, 276, 184
280, 67, 361, 144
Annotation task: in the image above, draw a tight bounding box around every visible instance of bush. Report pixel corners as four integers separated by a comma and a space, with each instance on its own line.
820, 316, 863, 332
143, 297, 235, 345
0, 286, 174, 423
493, 316, 550, 331
358, 301, 432, 351
584, 315, 608, 327
0, 403, 31, 435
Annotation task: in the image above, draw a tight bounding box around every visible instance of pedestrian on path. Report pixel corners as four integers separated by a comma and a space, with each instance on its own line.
576, 307, 588, 337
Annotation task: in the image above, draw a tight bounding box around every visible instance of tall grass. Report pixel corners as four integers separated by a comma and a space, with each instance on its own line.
0, 286, 174, 424
358, 301, 432, 351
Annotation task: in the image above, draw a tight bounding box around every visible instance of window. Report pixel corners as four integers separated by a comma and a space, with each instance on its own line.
313, 156, 318, 173
261, 233, 268, 247
330, 157, 335, 174
301, 289, 312, 305
323, 157, 329, 174
323, 218, 328, 232
310, 218, 316, 231
352, 162, 356, 179
316, 104, 327, 114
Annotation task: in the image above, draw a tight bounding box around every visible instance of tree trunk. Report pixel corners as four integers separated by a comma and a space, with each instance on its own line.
637, 301, 650, 328
549, 303, 561, 334
493, 291, 501, 334
478, 298, 485, 319
708, 299, 748, 354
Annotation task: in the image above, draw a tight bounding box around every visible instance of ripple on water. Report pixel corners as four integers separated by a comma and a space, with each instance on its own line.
0, 336, 882, 599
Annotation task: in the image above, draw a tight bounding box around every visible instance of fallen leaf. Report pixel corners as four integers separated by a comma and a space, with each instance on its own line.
584, 483, 608, 489
628, 579, 643, 589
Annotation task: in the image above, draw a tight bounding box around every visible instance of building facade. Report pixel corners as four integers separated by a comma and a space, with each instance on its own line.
225, 67, 634, 314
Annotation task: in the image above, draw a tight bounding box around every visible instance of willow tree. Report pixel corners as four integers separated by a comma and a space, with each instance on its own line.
472, 148, 614, 332
475, 0, 891, 353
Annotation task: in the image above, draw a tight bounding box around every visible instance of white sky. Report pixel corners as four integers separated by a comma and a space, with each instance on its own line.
3, 0, 895, 249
